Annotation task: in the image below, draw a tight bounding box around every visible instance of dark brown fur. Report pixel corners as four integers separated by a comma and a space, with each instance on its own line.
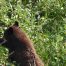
0, 22, 44, 66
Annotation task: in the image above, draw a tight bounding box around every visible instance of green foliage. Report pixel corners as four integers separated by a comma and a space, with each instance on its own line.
0, 0, 66, 66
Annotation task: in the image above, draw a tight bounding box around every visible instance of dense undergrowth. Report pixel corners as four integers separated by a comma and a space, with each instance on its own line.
0, 0, 66, 66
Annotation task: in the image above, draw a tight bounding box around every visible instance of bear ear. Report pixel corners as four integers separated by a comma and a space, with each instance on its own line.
14, 21, 19, 26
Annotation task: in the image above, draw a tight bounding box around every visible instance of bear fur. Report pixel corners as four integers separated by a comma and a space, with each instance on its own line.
0, 22, 44, 66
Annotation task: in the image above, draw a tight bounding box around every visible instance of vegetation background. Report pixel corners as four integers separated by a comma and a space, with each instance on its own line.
0, 0, 66, 66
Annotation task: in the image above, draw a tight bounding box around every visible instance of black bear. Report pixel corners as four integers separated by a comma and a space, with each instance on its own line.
0, 22, 44, 66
